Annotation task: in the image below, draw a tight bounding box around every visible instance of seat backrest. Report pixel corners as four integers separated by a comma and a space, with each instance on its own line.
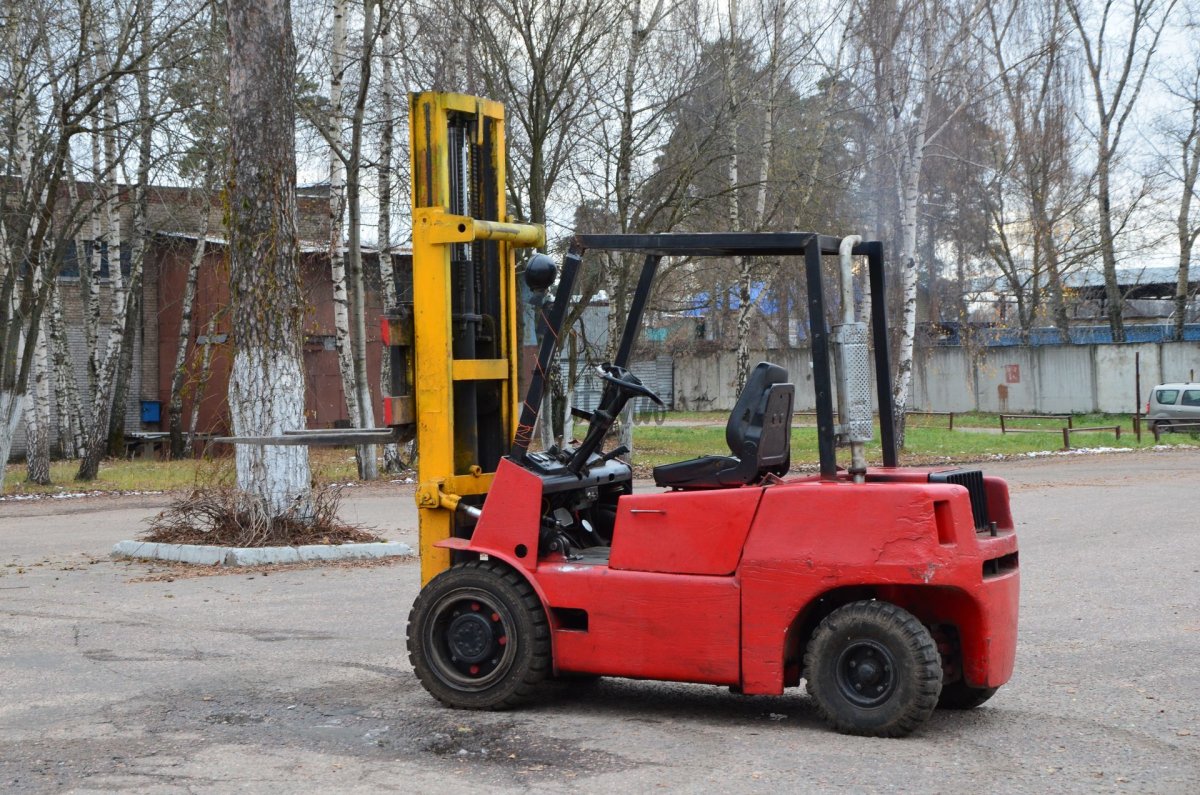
726, 362, 794, 479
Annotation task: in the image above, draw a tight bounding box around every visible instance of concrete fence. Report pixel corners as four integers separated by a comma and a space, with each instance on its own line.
672, 342, 1200, 415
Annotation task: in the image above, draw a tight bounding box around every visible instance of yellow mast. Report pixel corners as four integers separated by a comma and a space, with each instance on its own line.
383, 92, 544, 585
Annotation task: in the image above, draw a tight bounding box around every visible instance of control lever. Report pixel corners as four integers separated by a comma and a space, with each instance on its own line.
598, 445, 629, 464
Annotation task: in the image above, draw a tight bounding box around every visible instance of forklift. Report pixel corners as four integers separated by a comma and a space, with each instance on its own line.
380, 93, 1019, 738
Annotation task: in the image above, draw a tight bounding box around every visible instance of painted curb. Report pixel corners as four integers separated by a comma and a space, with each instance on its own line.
111, 540, 414, 566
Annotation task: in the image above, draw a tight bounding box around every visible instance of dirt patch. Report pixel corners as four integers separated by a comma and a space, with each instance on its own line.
123, 554, 415, 582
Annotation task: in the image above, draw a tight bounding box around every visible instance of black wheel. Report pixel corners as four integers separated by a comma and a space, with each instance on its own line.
804, 600, 942, 737
407, 560, 550, 710
938, 680, 998, 710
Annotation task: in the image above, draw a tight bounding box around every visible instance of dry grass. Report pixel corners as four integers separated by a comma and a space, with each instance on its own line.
2, 448, 376, 498
141, 481, 382, 547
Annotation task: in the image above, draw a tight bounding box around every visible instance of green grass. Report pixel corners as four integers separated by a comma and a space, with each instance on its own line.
633, 412, 1190, 470
4, 412, 1192, 497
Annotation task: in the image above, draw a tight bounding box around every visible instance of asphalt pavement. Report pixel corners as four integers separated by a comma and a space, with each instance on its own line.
1, 449, 1198, 793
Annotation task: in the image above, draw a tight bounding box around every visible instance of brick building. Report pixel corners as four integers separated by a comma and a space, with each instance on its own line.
7, 182, 410, 460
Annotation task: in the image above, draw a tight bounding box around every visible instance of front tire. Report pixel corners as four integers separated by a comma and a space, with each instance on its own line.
407, 560, 550, 710
804, 600, 942, 737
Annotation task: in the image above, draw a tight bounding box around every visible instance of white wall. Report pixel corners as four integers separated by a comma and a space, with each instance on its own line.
673, 341, 1200, 414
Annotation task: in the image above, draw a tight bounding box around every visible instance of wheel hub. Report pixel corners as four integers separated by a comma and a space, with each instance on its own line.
424, 590, 514, 690
836, 640, 897, 708
448, 613, 494, 663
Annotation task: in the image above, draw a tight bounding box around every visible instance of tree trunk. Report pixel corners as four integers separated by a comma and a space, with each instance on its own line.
186, 316, 218, 454
24, 268, 52, 485
327, 0, 363, 446
78, 2, 153, 481
169, 212, 209, 458
106, 280, 141, 457
1095, 137, 1125, 342
891, 104, 928, 449
1176, 102, 1200, 340
76, 69, 130, 481
226, 0, 311, 515
85, 128, 103, 399
49, 281, 84, 457
346, 0, 379, 480
0, 392, 23, 493
377, 2, 403, 473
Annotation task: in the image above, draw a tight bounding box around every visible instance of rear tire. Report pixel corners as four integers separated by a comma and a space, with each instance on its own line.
804, 600, 942, 737
937, 681, 998, 710
407, 560, 550, 710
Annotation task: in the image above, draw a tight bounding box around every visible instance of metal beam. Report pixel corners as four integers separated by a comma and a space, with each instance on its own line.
804, 236, 838, 480
613, 255, 661, 368
576, 232, 843, 257
864, 240, 898, 467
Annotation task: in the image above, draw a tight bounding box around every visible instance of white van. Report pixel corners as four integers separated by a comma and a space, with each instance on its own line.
1145, 383, 1200, 431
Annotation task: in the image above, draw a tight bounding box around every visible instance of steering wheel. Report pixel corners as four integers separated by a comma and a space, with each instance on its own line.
597, 364, 664, 406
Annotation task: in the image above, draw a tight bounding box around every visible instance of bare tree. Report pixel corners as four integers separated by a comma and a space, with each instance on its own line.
1, 0, 180, 490
852, 0, 988, 445
344, 0, 382, 479
225, 0, 312, 514
983, 0, 1087, 341
77, 0, 158, 482
1065, 0, 1178, 342
1159, 23, 1200, 338
377, 0, 405, 472
466, 0, 612, 230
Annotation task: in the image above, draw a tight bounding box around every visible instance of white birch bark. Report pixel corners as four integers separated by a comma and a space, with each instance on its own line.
23, 265, 51, 484
226, 0, 312, 516
168, 208, 210, 457
86, 126, 103, 398
49, 282, 84, 457
0, 391, 23, 493
890, 100, 928, 445
328, 0, 362, 434
187, 316, 218, 451
229, 349, 310, 514
346, 0, 379, 479
377, 3, 403, 472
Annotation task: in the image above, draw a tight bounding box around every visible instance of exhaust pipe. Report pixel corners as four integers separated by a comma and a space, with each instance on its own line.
834, 236, 872, 483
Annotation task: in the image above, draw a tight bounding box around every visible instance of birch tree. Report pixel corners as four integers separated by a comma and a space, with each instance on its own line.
225, 0, 312, 514
77, 0, 157, 482
1065, 0, 1177, 342
853, 0, 988, 445
165, 1, 228, 458
376, 0, 406, 472
1, 0, 178, 490
344, 0, 381, 479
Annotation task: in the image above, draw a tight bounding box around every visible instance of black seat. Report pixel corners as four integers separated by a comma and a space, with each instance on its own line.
653, 362, 794, 490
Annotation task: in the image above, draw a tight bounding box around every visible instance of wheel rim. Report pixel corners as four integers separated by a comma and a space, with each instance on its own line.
834, 639, 898, 708
424, 587, 516, 692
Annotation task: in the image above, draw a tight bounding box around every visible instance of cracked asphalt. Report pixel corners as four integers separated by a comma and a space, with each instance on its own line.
2, 449, 1198, 793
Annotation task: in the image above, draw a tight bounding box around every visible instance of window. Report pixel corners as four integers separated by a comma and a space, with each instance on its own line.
1181, 390, 1200, 407
1155, 389, 1179, 405
57, 239, 131, 279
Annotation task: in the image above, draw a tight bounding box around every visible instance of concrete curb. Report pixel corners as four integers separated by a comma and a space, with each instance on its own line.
111, 540, 414, 567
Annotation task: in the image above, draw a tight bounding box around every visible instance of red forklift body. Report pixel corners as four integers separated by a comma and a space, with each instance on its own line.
438, 458, 1019, 696
408, 232, 1020, 737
